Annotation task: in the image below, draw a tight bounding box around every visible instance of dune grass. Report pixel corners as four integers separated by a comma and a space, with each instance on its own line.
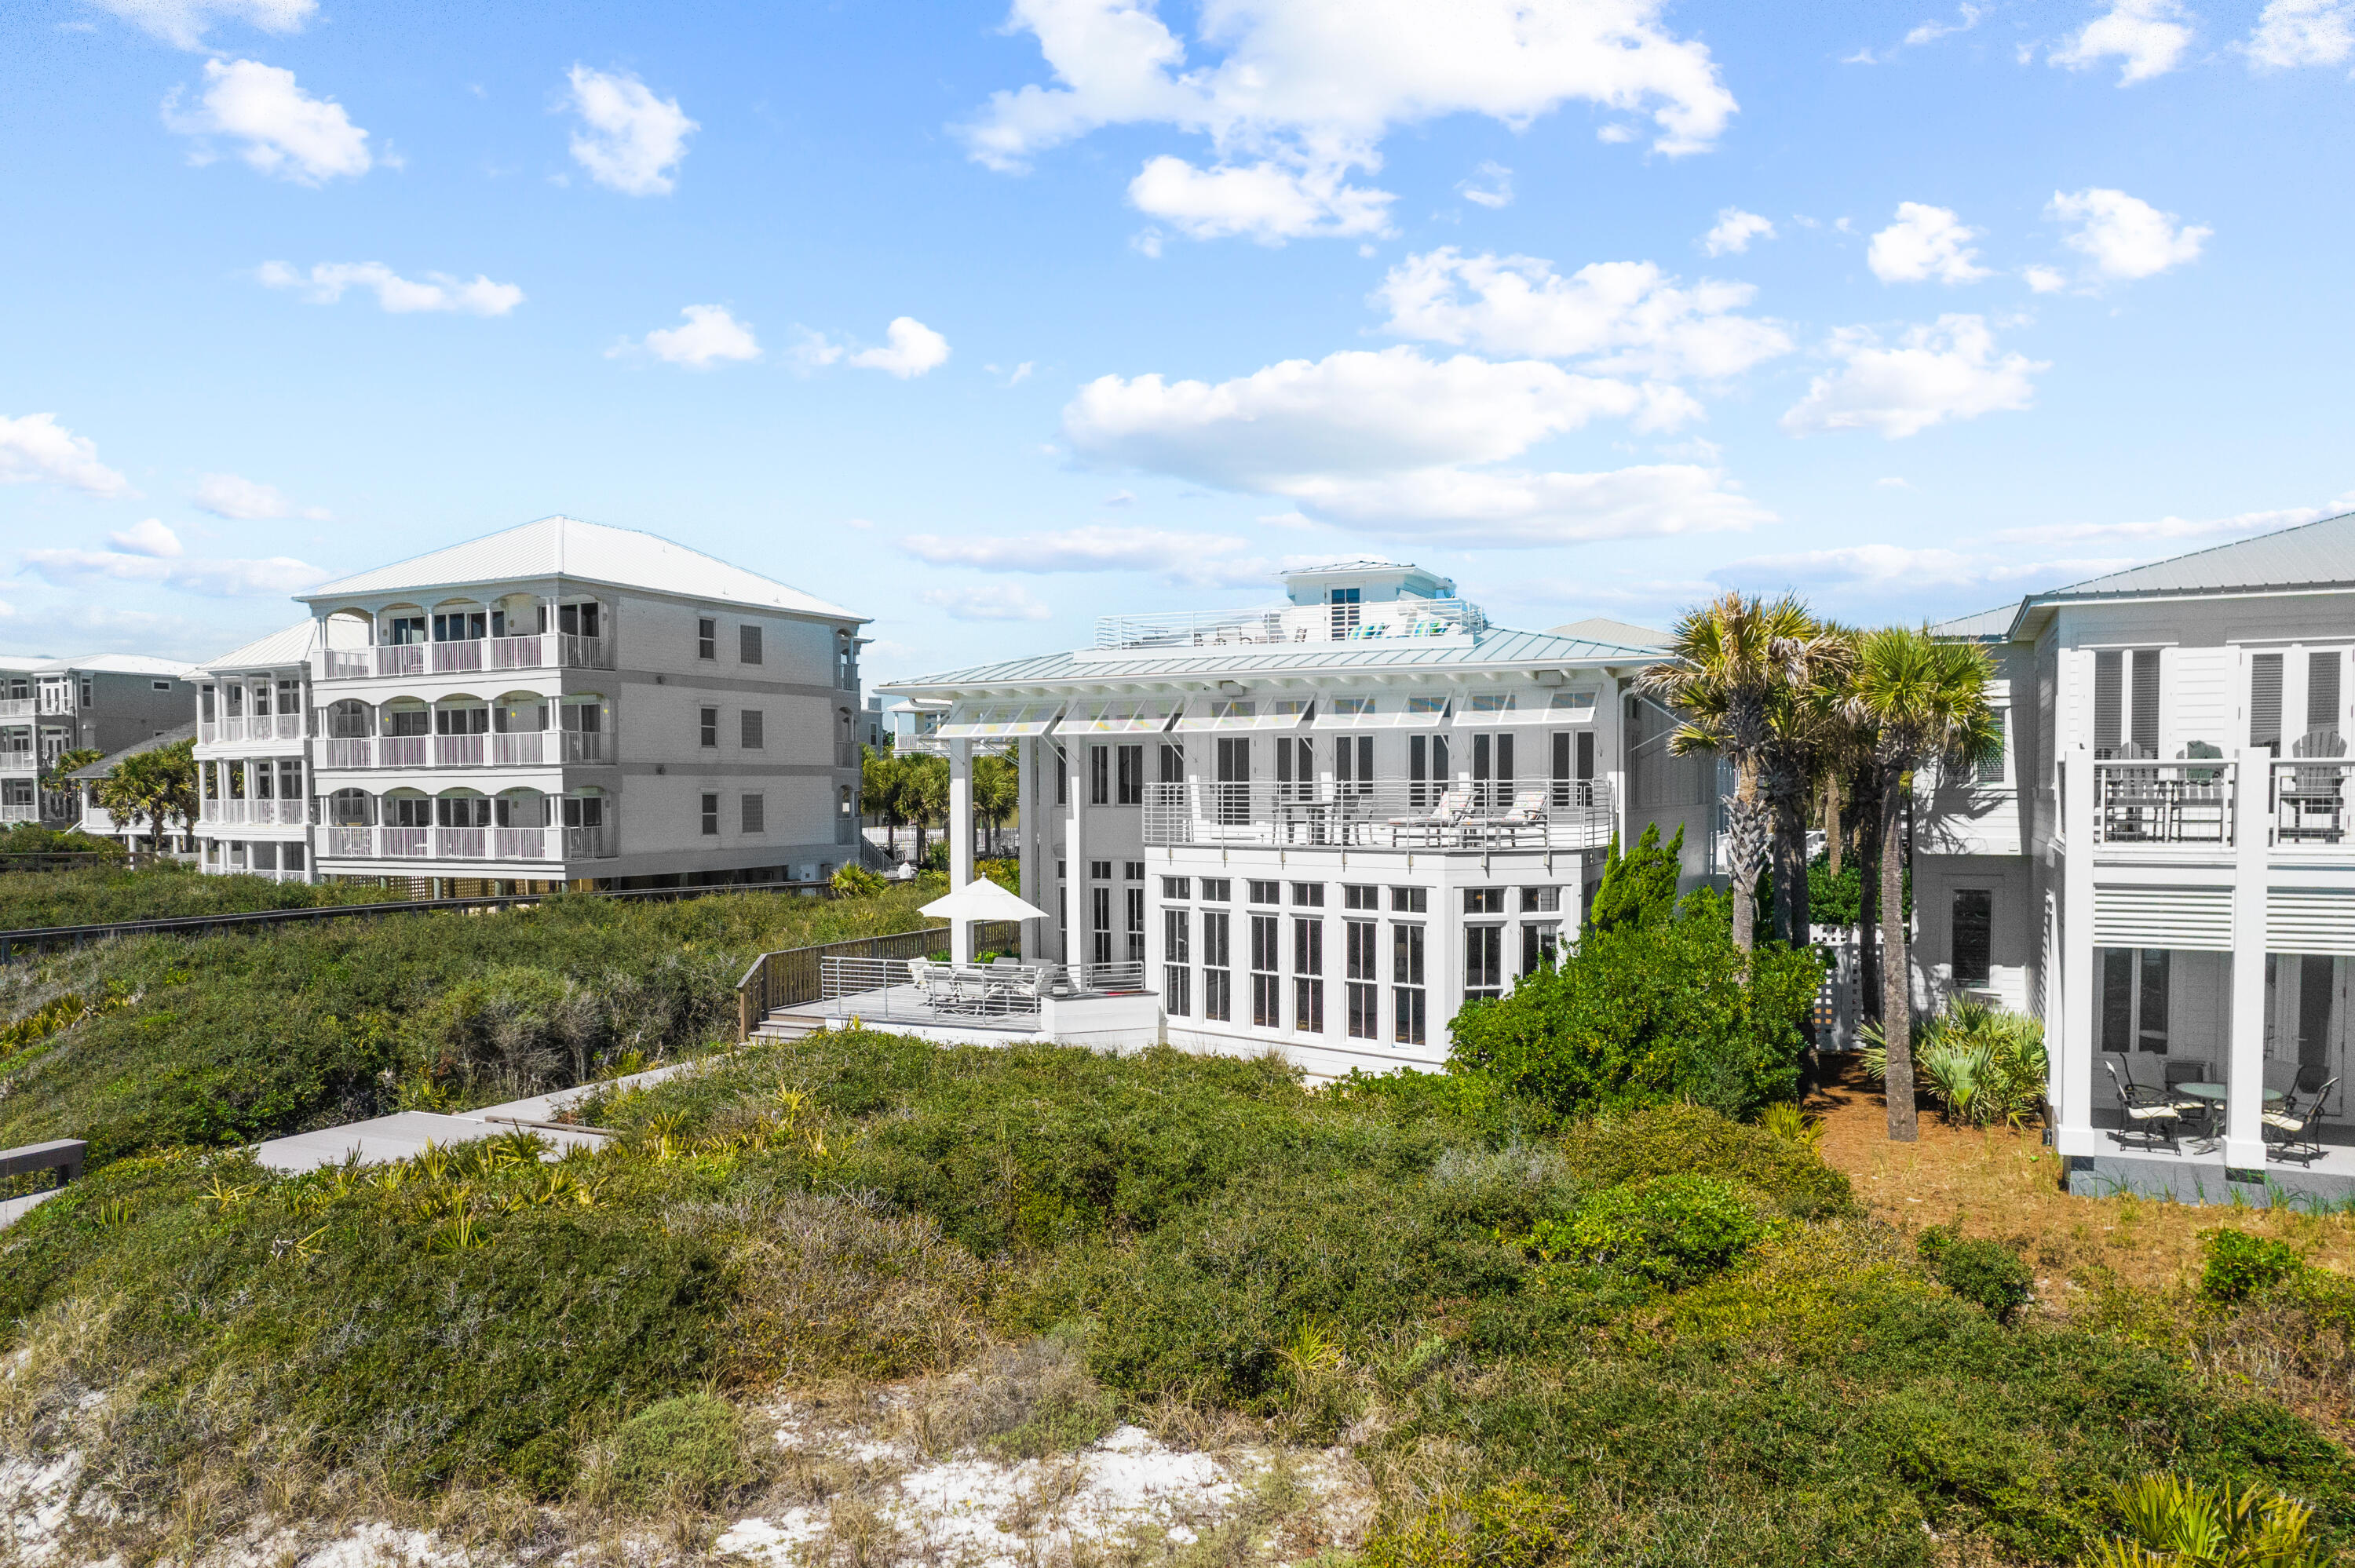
0, 861, 392, 931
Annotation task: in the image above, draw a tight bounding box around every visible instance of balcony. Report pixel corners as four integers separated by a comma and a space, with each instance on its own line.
0, 698, 32, 720
200, 799, 309, 826
201, 714, 308, 745
315, 731, 610, 768
322, 822, 617, 862
2273, 759, 2355, 848
1094, 598, 1485, 651
0, 802, 39, 823
0, 753, 35, 775
321, 634, 614, 680
2091, 760, 2236, 847
1143, 779, 1614, 852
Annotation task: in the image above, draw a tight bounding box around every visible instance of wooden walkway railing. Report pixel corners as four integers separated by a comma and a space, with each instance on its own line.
734, 919, 1024, 1040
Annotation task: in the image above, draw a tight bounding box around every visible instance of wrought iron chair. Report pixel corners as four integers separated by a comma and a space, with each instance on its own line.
2264, 1075, 2338, 1164
2105, 1058, 2182, 1152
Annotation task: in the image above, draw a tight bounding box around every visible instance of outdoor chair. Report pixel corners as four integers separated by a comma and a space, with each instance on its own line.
2162, 1059, 2219, 1138
2283, 728, 2350, 843
2105, 1059, 2182, 1152
1473, 787, 1551, 847
2264, 1059, 2301, 1098
2265, 1075, 2339, 1164
1387, 786, 1471, 846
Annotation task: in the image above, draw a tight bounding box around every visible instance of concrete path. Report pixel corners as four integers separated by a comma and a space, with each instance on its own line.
0, 1187, 61, 1229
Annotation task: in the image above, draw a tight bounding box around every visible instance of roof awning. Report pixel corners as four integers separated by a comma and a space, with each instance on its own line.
1174, 695, 1313, 731
1452, 689, 1599, 727
1061, 697, 1179, 735
1309, 694, 1454, 730
934, 700, 1065, 739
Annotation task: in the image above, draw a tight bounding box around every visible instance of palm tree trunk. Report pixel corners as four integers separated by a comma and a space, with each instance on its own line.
1854, 768, 1881, 1021
1879, 762, 1916, 1141
1726, 761, 1768, 952
1774, 792, 1810, 950
1824, 772, 1843, 880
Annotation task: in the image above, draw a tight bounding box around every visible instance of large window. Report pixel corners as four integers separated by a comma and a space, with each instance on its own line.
1951, 889, 1993, 986
1116, 743, 1145, 805
1203, 910, 1232, 1022
1393, 924, 1426, 1045
1345, 918, 1378, 1039
1251, 913, 1281, 1027
1293, 914, 1324, 1033
1164, 908, 1191, 1017
1465, 924, 1504, 1001
2092, 648, 2161, 760
2100, 947, 2171, 1054
1091, 885, 1113, 965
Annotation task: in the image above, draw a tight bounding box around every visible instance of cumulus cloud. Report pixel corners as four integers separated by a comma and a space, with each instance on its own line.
962, 0, 1737, 245
795, 318, 951, 377
904, 524, 1272, 587
1867, 202, 1990, 284
257, 261, 524, 315
622, 304, 761, 369
166, 58, 371, 184
1718, 542, 2130, 597
1375, 249, 1791, 381
2023, 264, 2069, 293
193, 472, 330, 520
0, 413, 135, 499
2049, 187, 2210, 281
1060, 345, 1765, 547
89, 0, 312, 48
1700, 207, 1774, 256
1991, 497, 2355, 546
2244, 0, 2355, 65
2050, 0, 2195, 82
564, 65, 696, 196
1458, 162, 1514, 210
20, 541, 327, 596
918, 583, 1054, 621
1781, 314, 2046, 439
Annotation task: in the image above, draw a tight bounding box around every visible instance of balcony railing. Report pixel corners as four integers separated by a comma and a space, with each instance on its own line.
816, 956, 1148, 1027
0, 753, 35, 775
1142, 779, 1613, 851
0, 698, 35, 720
314, 731, 608, 768
1, 802, 41, 822
320, 634, 615, 680
206, 714, 307, 744
200, 799, 308, 826
2273, 759, 2355, 847
2092, 760, 2236, 846
1095, 599, 1486, 651
322, 822, 616, 862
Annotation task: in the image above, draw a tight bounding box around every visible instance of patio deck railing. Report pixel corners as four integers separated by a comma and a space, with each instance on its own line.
732, 920, 1026, 1038
816, 954, 1148, 1030
1095, 599, 1484, 651
320, 634, 614, 680
1142, 779, 1614, 852
2091, 760, 2236, 847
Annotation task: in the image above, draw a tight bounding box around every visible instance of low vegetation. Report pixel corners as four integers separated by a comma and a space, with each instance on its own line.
5, 1030, 2353, 1565
0, 860, 388, 931
0, 884, 940, 1161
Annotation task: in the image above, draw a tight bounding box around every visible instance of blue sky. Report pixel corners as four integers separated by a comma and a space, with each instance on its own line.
3, 0, 2351, 680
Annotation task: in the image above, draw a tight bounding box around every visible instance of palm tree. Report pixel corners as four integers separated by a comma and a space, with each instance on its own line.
1762, 625, 1857, 950
94, 739, 199, 852
1639, 593, 1844, 952
1849, 626, 1999, 1142
973, 750, 1019, 857
860, 747, 910, 861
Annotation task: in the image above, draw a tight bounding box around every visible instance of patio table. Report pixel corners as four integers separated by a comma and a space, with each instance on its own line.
2176, 1081, 2285, 1143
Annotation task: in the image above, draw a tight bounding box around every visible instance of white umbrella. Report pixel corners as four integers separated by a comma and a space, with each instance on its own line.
921, 877, 1050, 923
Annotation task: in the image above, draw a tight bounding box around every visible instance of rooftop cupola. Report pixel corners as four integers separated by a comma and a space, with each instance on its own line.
1279, 560, 1458, 609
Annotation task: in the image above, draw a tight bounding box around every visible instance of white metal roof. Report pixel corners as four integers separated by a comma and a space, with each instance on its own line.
1546, 615, 1672, 649
29, 654, 198, 679
301, 515, 866, 622
201, 619, 320, 673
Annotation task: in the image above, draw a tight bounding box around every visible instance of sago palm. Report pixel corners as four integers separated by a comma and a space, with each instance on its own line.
1849, 625, 1999, 1141
1639, 593, 1844, 952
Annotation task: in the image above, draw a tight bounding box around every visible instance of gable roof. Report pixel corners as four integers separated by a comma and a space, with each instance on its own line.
27, 654, 196, 679
66, 720, 197, 781
2036, 509, 2355, 603
202, 619, 319, 673
1931, 604, 2021, 640
301, 516, 864, 622
1546, 615, 1672, 650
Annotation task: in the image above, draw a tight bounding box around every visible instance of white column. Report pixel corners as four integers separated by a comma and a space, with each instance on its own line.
2057, 745, 2098, 1155
1017, 736, 1040, 961
949, 738, 975, 967
2226, 746, 2270, 1169
1064, 743, 1086, 968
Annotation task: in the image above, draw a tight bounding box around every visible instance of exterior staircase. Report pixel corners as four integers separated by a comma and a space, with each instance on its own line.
752, 1008, 828, 1043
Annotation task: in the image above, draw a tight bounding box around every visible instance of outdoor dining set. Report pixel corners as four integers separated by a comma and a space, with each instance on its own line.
2105, 1056, 2339, 1161
902, 956, 1061, 1016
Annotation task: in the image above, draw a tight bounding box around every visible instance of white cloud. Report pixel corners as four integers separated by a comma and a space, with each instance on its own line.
564, 65, 696, 196
2244, 0, 2355, 66
20, 544, 327, 597
1373, 249, 1791, 381
619, 304, 761, 369
2048, 187, 2210, 281
1700, 207, 1774, 256
166, 58, 371, 184
1458, 161, 1514, 210
797, 318, 952, 378
1867, 202, 1990, 284
108, 519, 184, 557
962, 0, 1737, 245
2050, 0, 2195, 82
192, 472, 330, 520
2022, 264, 2069, 293
1846, 4, 1984, 64
918, 583, 1054, 621
1128, 155, 1393, 242
1059, 345, 1764, 547
1006, 361, 1035, 385
1781, 314, 2046, 439
0, 414, 135, 499
89, 0, 313, 48
1718, 542, 2130, 596
904, 523, 1271, 587
257, 261, 524, 315
1992, 497, 2355, 546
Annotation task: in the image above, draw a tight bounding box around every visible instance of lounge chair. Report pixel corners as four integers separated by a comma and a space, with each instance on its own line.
2105, 1058, 2182, 1152
1477, 787, 1550, 846
1387, 786, 1470, 847
2265, 1075, 2338, 1164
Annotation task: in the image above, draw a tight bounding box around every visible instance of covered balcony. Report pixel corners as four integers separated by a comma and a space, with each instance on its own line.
317, 593, 615, 680
319, 786, 616, 863
2091, 757, 2236, 846
1143, 779, 1615, 852
199, 757, 307, 827
315, 693, 612, 768
198, 674, 305, 746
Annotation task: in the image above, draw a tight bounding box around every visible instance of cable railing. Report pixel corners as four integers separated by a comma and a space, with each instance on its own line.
814, 954, 1150, 1028
1141, 779, 1613, 851
1095, 599, 1484, 651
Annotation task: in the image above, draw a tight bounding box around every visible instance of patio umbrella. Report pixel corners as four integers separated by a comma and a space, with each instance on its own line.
921, 877, 1050, 923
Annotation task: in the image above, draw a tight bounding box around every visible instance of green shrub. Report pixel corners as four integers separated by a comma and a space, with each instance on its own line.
1448, 893, 1820, 1121
1362, 1479, 1580, 1568
1557, 1103, 1853, 1220
601, 1392, 753, 1508
1528, 1173, 1765, 1289
831, 862, 885, 897
1585, 823, 1684, 935
1919, 1227, 2035, 1323
1864, 996, 2049, 1128
2080, 1472, 2331, 1567
2200, 1229, 2309, 1304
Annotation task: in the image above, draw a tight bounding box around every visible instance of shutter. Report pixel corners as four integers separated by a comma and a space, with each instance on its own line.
2094, 651, 2123, 755
2267, 889, 2355, 955
2308, 651, 2342, 742
2092, 884, 2233, 950
2130, 649, 2161, 757
2251, 653, 2284, 755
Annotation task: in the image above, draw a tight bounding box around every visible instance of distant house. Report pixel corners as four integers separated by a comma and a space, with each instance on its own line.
67, 722, 199, 855
0, 654, 197, 826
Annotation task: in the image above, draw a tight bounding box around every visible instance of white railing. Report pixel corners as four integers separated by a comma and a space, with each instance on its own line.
818, 955, 1146, 1025
1142, 779, 1613, 851
2092, 760, 2235, 847
320, 821, 615, 862
202, 799, 307, 826
321, 635, 615, 681
0, 753, 35, 775
198, 721, 217, 744
2273, 759, 2355, 848
434, 735, 486, 767
1095, 599, 1485, 651
1, 801, 42, 822
220, 717, 246, 742
274, 713, 304, 740
560, 731, 612, 764
0, 698, 32, 720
